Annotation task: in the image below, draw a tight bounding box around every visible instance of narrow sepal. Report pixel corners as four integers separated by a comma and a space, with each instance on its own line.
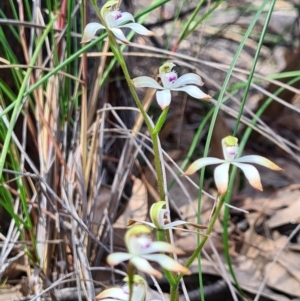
143, 254, 191, 275
132, 76, 163, 89
156, 90, 171, 109
119, 22, 155, 36
172, 73, 204, 88
214, 162, 230, 195
82, 22, 105, 43
172, 85, 211, 99
184, 157, 225, 175
235, 155, 282, 171
232, 162, 263, 191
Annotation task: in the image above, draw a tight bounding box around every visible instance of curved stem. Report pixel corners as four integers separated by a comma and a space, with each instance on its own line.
156, 229, 176, 286
175, 194, 225, 285
151, 132, 165, 200
153, 107, 169, 135
127, 262, 135, 301
170, 285, 179, 301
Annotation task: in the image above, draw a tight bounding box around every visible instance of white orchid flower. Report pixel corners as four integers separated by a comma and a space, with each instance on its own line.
82, 0, 154, 44
132, 62, 211, 109
107, 225, 191, 278
128, 201, 207, 232
96, 275, 163, 301
96, 275, 146, 301
184, 135, 282, 195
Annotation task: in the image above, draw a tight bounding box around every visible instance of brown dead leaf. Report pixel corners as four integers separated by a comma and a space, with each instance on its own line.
266, 262, 300, 297
266, 197, 300, 229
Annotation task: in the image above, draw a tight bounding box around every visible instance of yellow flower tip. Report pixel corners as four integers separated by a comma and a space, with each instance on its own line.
123, 275, 145, 285
125, 225, 151, 242
101, 0, 118, 15
183, 163, 199, 176
153, 270, 163, 279
249, 179, 263, 191
218, 187, 228, 196
106, 254, 117, 266
267, 161, 283, 171
223, 135, 238, 147
118, 38, 130, 44
159, 62, 176, 74
181, 266, 192, 275
201, 94, 212, 100
174, 247, 185, 255
147, 30, 155, 37
95, 291, 106, 300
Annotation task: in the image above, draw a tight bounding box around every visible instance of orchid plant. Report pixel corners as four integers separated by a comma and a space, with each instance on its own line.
184, 135, 282, 195
82, 2, 286, 301
107, 225, 191, 279
132, 62, 211, 109
96, 275, 162, 301
96, 275, 144, 301
82, 0, 154, 44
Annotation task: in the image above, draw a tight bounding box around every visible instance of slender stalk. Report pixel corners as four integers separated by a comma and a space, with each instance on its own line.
170, 285, 178, 301
156, 229, 176, 286
151, 132, 165, 200
153, 107, 169, 135
175, 195, 225, 285
127, 262, 135, 301
107, 40, 165, 200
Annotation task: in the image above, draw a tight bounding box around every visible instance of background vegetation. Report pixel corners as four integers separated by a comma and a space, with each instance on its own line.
0, 0, 299, 300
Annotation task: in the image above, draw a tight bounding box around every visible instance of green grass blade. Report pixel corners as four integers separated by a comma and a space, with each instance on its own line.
0, 16, 56, 179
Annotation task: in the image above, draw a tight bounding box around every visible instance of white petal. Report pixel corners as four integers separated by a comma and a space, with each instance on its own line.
231, 162, 263, 191
110, 27, 129, 44
163, 220, 190, 229
127, 219, 156, 228
96, 287, 128, 300
114, 12, 135, 26
82, 22, 105, 43
214, 162, 230, 195
96, 296, 120, 301
130, 256, 162, 278
143, 254, 191, 275
131, 285, 146, 301
172, 85, 211, 99
138, 241, 184, 255
172, 73, 203, 88
107, 252, 132, 266
156, 90, 171, 109
184, 157, 225, 175
119, 23, 154, 36
234, 155, 282, 171
132, 76, 163, 89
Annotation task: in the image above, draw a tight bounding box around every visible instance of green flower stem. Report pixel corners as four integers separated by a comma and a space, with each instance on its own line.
0, 16, 56, 180
170, 285, 179, 301
175, 194, 225, 285
151, 132, 165, 200
108, 38, 165, 200
127, 262, 135, 301
153, 107, 169, 135
109, 42, 154, 131
156, 229, 176, 286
